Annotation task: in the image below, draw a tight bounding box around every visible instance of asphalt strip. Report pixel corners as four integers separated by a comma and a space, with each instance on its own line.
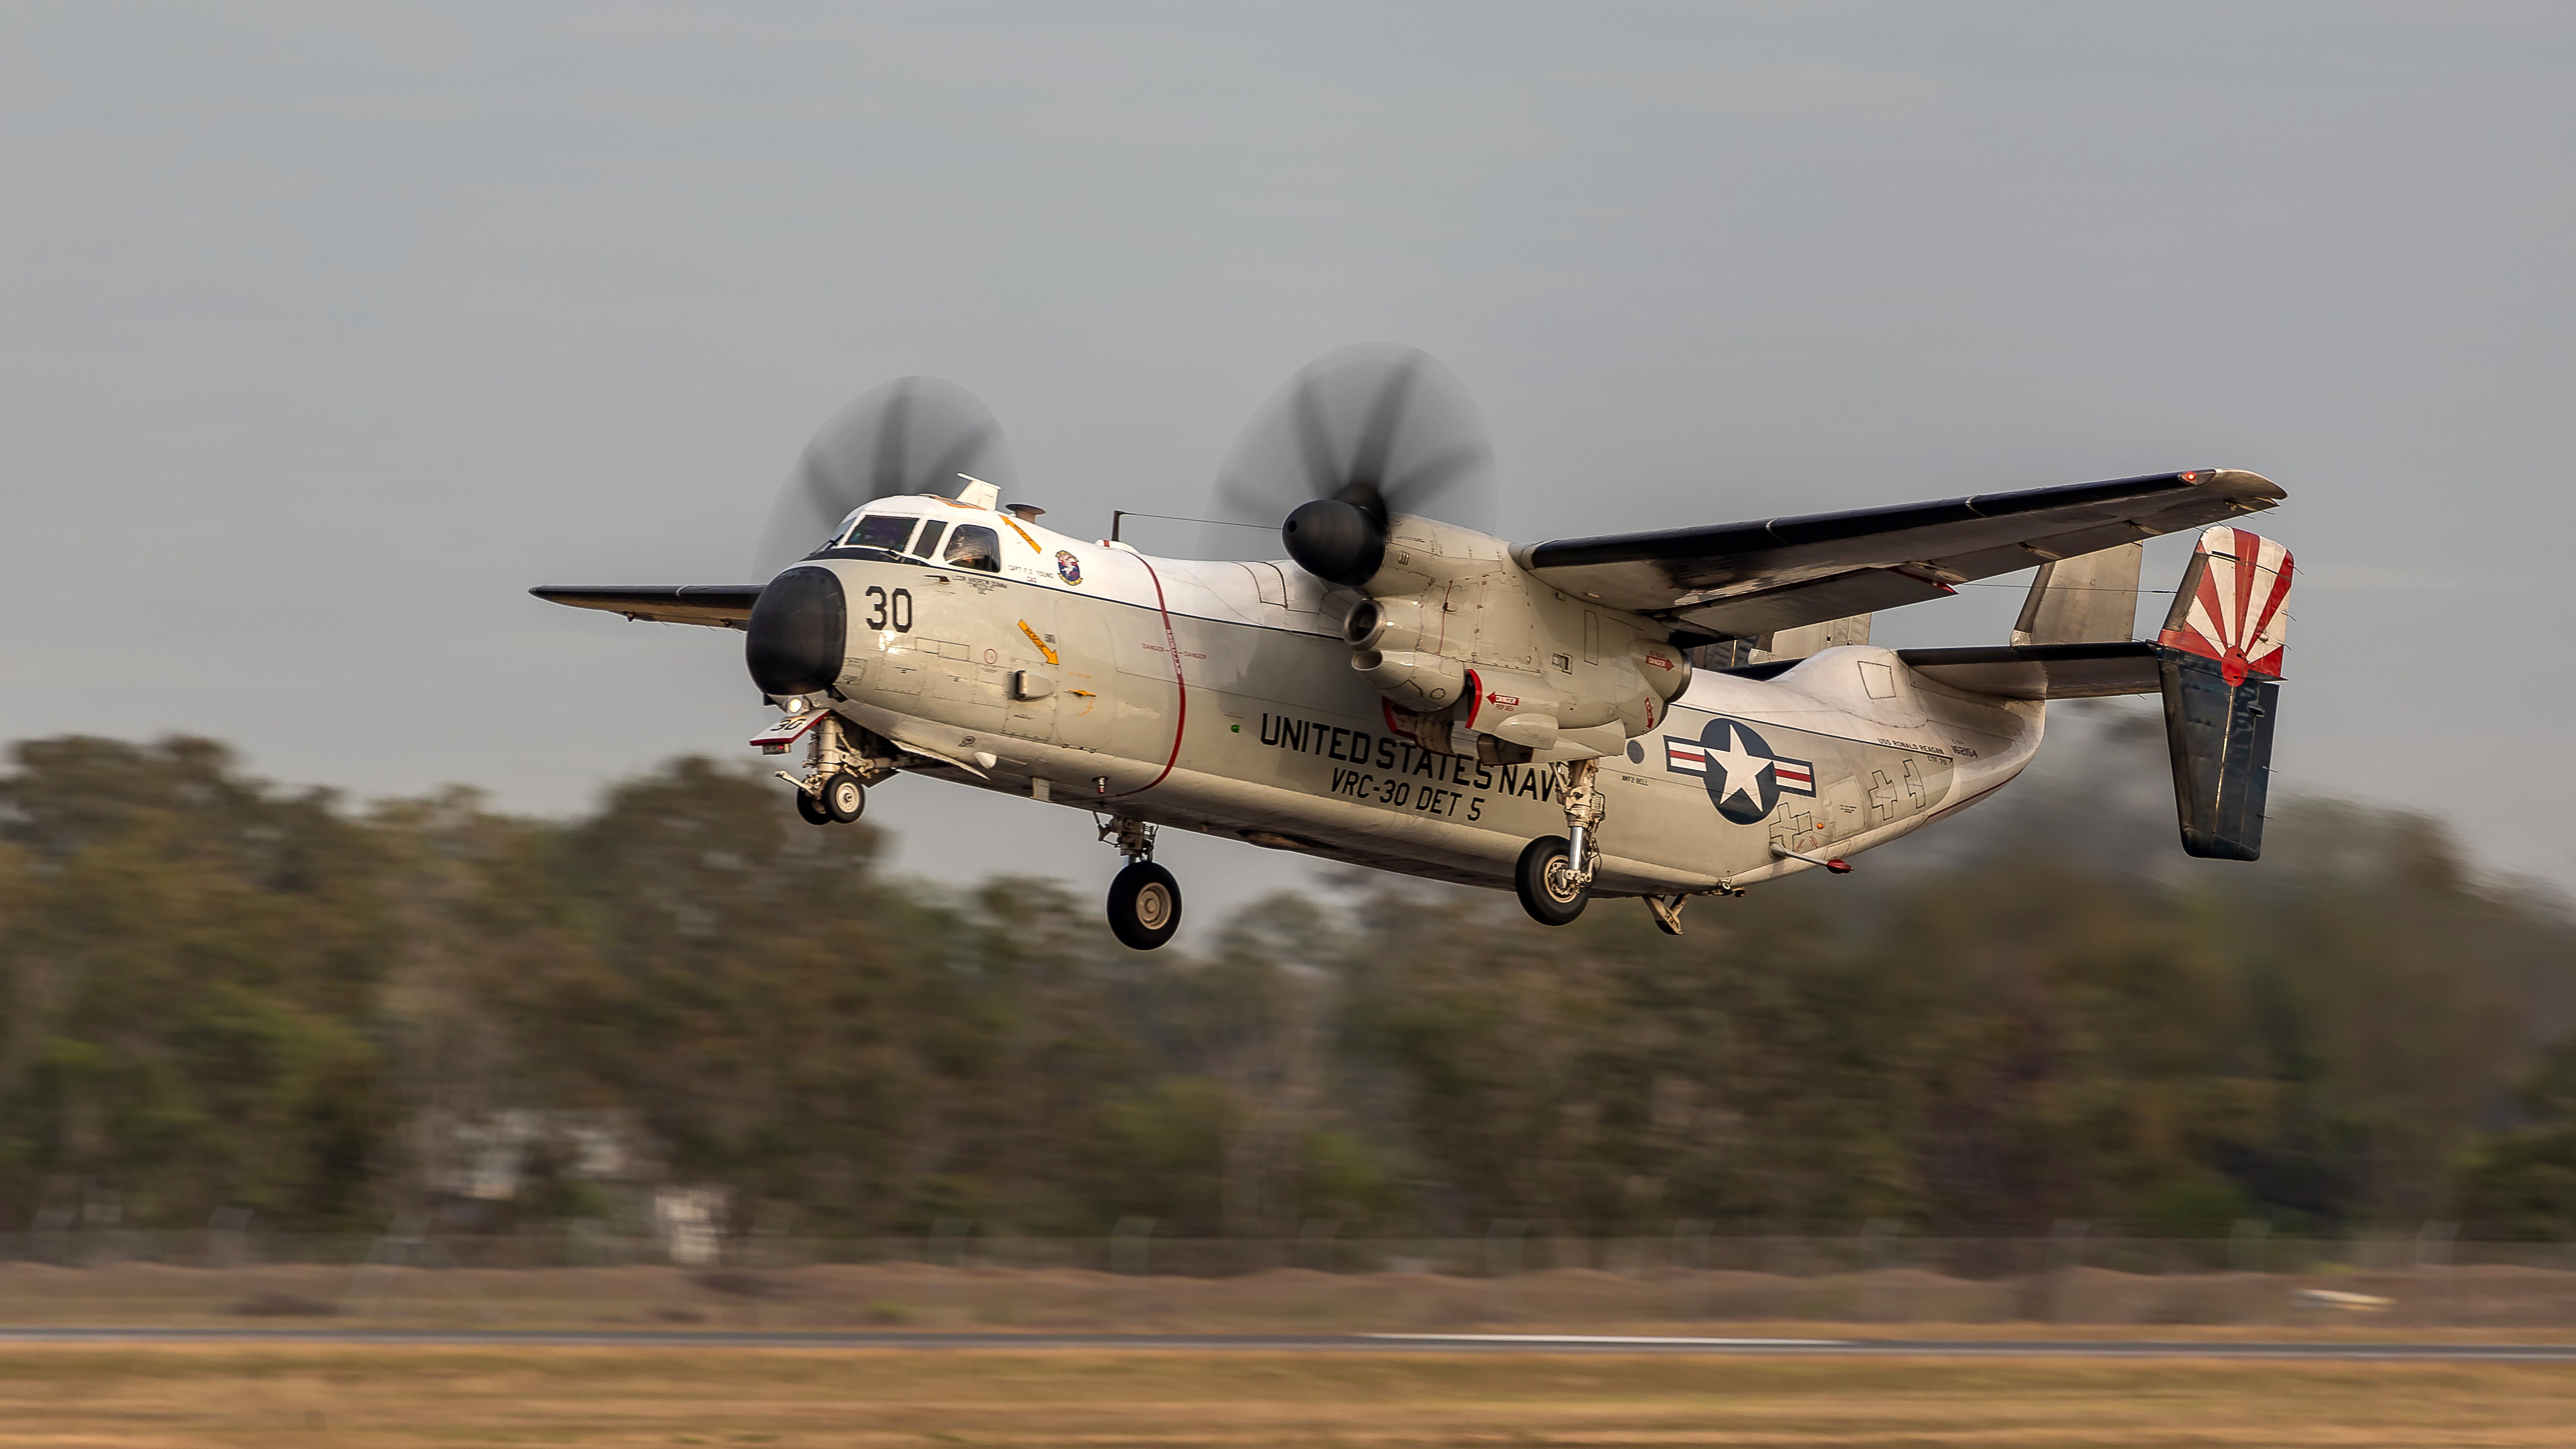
0, 1328, 2572, 1360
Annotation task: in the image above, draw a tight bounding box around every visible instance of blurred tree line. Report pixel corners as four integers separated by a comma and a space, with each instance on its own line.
2, 715, 2573, 1240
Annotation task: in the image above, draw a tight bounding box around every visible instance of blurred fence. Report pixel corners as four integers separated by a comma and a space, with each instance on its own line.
5, 1228, 2576, 1330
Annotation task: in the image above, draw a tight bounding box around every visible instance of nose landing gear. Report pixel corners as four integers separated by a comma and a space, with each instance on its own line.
771, 710, 885, 827
1108, 860, 1182, 951
1099, 814, 1182, 951
819, 771, 867, 822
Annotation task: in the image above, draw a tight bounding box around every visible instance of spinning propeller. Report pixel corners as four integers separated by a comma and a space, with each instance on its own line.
1215, 345, 1496, 586
755, 377, 1018, 576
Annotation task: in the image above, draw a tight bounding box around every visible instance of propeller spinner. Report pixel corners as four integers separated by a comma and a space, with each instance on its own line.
1213, 345, 1495, 586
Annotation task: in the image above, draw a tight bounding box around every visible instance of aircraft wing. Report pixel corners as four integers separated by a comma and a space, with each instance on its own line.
529, 585, 765, 629
1516, 469, 2281, 640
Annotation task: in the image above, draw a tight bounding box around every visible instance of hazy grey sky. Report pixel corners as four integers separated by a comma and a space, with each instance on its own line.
6, 3, 2570, 915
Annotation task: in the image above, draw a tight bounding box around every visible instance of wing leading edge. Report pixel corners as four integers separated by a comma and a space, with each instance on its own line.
530, 585, 765, 629
1517, 468, 2281, 641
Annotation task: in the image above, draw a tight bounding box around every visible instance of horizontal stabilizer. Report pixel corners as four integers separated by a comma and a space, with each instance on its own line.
1896, 641, 2160, 700
530, 585, 765, 629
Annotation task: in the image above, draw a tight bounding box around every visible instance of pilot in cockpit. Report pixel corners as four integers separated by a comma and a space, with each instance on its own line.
832, 513, 1001, 573
941, 524, 1001, 574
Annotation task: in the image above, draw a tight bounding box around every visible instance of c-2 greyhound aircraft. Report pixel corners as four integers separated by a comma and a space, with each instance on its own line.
536, 347, 2293, 949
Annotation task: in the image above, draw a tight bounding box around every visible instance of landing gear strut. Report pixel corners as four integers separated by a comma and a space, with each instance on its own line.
1099, 814, 1182, 951
1516, 758, 1606, 927
778, 712, 884, 826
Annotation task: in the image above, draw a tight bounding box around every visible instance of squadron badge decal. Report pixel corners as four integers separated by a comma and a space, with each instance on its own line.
1664, 718, 1816, 824
1055, 550, 1084, 585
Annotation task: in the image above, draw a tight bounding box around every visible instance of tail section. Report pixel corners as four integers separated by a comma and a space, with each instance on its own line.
2155, 527, 2292, 860
2012, 542, 2142, 646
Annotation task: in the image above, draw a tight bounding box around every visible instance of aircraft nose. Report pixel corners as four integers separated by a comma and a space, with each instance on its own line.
744, 565, 846, 699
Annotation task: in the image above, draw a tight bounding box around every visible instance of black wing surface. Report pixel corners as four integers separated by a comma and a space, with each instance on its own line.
530, 585, 765, 629
1516, 468, 2281, 640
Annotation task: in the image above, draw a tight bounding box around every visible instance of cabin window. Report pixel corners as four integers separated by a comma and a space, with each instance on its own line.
843, 514, 918, 553
943, 524, 1001, 574
911, 522, 949, 560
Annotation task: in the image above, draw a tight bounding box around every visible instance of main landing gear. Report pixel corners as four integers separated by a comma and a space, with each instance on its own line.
1515, 757, 1606, 927
1512, 756, 1704, 936
1514, 761, 1700, 942
1099, 814, 1182, 951
1514, 835, 1589, 926
779, 712, 883, 827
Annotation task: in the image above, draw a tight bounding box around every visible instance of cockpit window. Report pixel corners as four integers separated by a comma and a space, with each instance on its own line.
843, 514, 918, 553
911, 522, 949, 560
943, 524, 1002, 574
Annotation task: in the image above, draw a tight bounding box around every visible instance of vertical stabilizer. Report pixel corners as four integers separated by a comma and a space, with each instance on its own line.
1756, 613, 1871, 663
2155, 527, 2293, 860
2012, 543, 2141, 645
1684, 613, 1871, 672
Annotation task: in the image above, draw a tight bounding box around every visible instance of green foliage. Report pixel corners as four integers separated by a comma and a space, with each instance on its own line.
2459, 1041, 2576, 1238
0, 733, 2570, 1238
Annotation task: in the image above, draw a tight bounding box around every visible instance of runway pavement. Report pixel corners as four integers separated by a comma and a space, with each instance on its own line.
0, 1327, 2572, 1360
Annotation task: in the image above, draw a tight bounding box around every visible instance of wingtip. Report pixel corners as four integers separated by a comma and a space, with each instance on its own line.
2206, 468, 2285, 502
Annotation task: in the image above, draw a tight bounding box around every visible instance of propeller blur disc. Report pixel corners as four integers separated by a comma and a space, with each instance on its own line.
755, 378, 1017, 575
1209, 344, 1495, 559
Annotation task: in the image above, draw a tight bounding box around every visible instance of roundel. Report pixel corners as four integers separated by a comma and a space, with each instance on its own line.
1659, 717, 1817, 826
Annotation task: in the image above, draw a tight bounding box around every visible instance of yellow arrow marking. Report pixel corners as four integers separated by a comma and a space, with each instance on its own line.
1016, 619, 1059, 665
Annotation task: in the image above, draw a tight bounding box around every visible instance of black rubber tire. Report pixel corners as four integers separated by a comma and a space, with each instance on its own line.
823, 771, 867, 823
1107, 860, 1183, 951
1515, 835, 1590, 927
794, 788, 833, 826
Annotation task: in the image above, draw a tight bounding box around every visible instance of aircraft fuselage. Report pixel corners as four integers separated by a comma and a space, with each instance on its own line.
793, 500, 2042, 896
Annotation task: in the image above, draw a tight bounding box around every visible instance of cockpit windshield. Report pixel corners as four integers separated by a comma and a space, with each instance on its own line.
841, 514, 918, 554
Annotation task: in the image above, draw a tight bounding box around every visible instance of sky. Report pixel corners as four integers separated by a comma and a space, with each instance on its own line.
4, 3, 2570, 923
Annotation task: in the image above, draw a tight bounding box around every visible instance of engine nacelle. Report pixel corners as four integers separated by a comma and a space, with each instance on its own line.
1352, 648, 1467, 712
1312, 513, 1692, 760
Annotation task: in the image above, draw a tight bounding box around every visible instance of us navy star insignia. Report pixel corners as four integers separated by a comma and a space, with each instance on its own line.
1702, 736, 1774, 812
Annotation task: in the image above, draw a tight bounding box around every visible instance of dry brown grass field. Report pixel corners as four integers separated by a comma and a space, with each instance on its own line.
0, 1345, 2572, 1447
9, 1260, 2576, 1337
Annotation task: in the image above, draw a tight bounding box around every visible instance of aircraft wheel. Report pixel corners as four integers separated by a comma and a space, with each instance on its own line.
1107, 860, 1182, 951
823, 771, 867, 823
1515, 835, 1590, 927
794, 788, 833, 826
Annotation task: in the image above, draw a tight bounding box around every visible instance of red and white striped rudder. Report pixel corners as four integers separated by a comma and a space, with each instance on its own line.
2157, 526, 2292, 686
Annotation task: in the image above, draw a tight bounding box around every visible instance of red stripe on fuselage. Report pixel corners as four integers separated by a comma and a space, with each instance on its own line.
1101, 552, 1186, 800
